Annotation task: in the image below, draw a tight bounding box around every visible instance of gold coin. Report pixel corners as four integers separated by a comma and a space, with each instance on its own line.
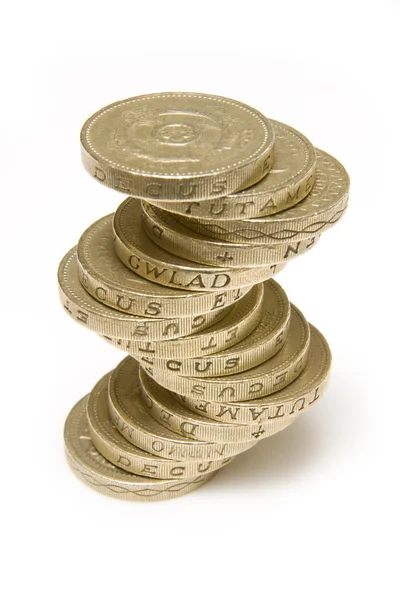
135, 280, 290, 376
113, 197, 284, 291
77, 214, 248, 318
150, 304, 310, 401
64, 396, 215, 502
148, 120, 316, 219
142, 200, 320, 267
175, 149, 350, 244
109, 357, 258, 461
87, 373, 230, 479
58, 248, 228, 341
140, 369, 295, 443
80, 92, 275, 201
176, 324, 331, 424
104, 283, 264, 359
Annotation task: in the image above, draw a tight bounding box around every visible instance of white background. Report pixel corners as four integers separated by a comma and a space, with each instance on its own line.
1, 1, 399, 598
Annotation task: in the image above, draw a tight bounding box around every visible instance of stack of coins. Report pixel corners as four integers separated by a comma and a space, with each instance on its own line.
60, 93, 349, 502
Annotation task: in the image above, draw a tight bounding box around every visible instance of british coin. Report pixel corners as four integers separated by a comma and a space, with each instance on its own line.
87, 373, 230, 479
135, 280, 290, 376
148, 120, 316, 219
104, 283, 264, 359
140, 369, 295, 443
175, 149, 350, 244
142, 201, 320, 267
77, 214, 249, 318
113, 197, 284, 291
58, 248, 228, 341
176, 324, 331, 424
64, 396, 215, 502
80, 92, 275, 201
109, 357, 258, 461
150, 304, 310, 401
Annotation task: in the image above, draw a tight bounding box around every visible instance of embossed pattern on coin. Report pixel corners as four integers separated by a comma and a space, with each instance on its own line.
175, 150, 350, 244
64, 396, 215, 501
142, 200, 321, 267
81, 92, 275, 201
148, 120, 316, 219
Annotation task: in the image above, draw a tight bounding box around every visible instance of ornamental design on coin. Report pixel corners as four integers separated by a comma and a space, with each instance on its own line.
176, 149, 349, 243
64, 397, 214, 501
80, 93, 275, 200
142, 200, 321, 268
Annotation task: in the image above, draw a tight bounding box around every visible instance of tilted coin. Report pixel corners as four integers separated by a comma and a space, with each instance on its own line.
113, 197, 283, 291
77, 214, 249, 318
142, 201, 320, 268
135, 280, 290, 376
104, 283, 264, 359
87, 373, 229, 479
176, 324, 331, 424
150, 304, 310, 401
109, 357, 258, 461
64, 396, 215, 502
80, 92, 275, 201
140, 369, 295, 444
58, 249, 228, 341
148, 120, 316, 219
175, 149, 350, 244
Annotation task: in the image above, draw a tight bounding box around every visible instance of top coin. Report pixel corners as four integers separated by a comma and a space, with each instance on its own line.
80, 92, 275, 201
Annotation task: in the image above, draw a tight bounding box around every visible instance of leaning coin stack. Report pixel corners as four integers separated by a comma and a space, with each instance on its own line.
59, 93, 349, 502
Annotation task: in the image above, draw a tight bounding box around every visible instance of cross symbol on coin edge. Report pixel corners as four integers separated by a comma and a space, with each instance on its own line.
217, 251, 234, 263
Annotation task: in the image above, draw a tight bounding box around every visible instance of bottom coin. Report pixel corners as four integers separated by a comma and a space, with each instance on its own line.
64, 396, 215, 502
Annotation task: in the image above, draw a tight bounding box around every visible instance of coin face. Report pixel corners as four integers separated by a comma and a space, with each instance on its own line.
77, 214, 249, 318
64, 396, 215, 501
177, 324, 331, 424
86, 374, 229, 479
176, 149, 350, 244
149, 120, 316, 219
80, 93, 275, 200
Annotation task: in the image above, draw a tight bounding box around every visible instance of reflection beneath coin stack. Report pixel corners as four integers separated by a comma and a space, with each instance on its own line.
60, 93, 349, 501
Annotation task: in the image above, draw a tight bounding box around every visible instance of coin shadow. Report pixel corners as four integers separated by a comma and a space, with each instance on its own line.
208, 416, 326, 491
